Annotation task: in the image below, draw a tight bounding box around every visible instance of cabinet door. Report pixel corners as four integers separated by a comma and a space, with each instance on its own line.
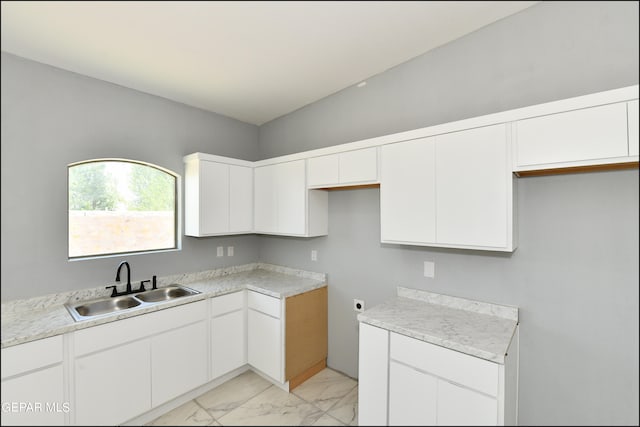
628, 100, 639, 156
229, 165, 253, 232
200, 161, 230, 234
515, 102, 628, 167
247, 309, 281, 381
388, 361, 437, 426
151, 321, 208, 407
381, 138, 436, 244
437, 380, 498, 426
308, 154, 340, 187
276, 160, 306, 235
358, 323, 389, 426
436, 124, 510, 249
254, 165, 278, 233
75, 340, 151, 425
339, 147, 378, 184
1, 365, 65, 426
212, 310, 246, 378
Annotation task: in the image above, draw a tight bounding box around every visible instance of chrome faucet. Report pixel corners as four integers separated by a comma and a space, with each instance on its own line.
115, 261, 132, 294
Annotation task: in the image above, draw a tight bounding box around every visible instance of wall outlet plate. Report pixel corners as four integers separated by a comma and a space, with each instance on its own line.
227, 246, 234, 256
217, 246, 224, 257
311, 250, 318, 261
354, 299, 365, 312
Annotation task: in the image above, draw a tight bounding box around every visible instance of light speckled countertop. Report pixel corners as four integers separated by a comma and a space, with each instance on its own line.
1, 263, 326, 349
357, 287, 518, 364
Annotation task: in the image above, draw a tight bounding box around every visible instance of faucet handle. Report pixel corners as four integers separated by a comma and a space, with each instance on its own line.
137, 280, 150, 293
105, 285, 118, 298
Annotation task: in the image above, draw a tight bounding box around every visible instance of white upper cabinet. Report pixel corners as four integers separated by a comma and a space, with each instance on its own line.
628, 100, 639, 156
254, 160, 328, 237
381, 138, 436, 244
184, 153, 253, 236
514, 102, 629, 170
436, 124, 512, 249
381, 124, 515, 252
308, 147, 378, 188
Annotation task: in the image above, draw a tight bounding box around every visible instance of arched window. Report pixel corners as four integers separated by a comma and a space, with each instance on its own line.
68, 159, 179, 259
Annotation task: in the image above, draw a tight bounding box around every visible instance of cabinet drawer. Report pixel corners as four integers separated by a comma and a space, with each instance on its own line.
248, 291, 281, 318
211, 290, 245, 316
75, 300, 207, 356
390, 332, 499, 397
1, 335, 63, 378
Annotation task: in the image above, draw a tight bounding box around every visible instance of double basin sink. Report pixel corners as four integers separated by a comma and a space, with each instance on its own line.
66, 285, 200, 322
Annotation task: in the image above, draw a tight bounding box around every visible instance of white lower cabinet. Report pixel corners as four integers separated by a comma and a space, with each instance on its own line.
211, 291, 247, 379
0, 335, 66, 426
359, 323, 518, 426
72, 300, 208, 425
75, 340, 152, 426
247, 291, 283, 382
151, 320, 208, 407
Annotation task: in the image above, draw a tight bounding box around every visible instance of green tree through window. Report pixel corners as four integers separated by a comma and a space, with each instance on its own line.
68, 159, 178, 258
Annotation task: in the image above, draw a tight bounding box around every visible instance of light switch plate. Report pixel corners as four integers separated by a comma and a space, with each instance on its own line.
424, 261, 435, 278
217, 246, 224, 257
227, 246, 234, 256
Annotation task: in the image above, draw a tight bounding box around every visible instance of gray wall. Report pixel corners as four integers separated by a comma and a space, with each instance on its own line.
257, 2, 639, 425
1, 52, 261, 302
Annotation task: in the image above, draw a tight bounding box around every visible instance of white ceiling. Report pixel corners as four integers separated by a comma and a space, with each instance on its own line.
1, 1, 537, 125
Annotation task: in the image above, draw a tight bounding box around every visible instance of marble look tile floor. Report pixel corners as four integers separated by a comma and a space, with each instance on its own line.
147, 368, 358, 426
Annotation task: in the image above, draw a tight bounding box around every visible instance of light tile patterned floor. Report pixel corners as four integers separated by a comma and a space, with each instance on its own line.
147, 368, 358, 426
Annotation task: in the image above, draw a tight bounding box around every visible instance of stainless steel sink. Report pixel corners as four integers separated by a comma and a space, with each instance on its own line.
69, 295, 142, 320
65, 284, 200, 322
134, 285, 199, 303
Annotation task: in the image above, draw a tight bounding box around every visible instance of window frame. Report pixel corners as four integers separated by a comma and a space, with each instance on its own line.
67, 158, 182, 261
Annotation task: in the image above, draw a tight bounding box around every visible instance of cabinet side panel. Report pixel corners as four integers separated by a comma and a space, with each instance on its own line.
358, 323, 389, 426
285, 287, 328, 381
504, 326, 519, 426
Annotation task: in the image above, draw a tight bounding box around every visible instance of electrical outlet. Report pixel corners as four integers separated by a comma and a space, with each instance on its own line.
227, 246, 234, 256
311, 250, 318, 261
217, 246, 224, 257
424, 261, 435, 278
354, 299, 365, 312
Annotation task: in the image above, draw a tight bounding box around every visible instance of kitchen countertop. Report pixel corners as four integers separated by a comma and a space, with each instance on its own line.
1, 263, 326, 349
357, 287, 518, 364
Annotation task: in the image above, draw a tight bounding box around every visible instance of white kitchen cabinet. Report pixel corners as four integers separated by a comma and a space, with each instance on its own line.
75, 339, 151, 426
381, 124, 515, 252
247, 291, 282, 382
184, 153, 253, 236
211, 291, 246, 379
380, 137, 436, 244
388, 331, 515, 426
514, 102, 629, 169
151, 320, 208, 406
307, 147, 378, 187
1, 335, 65, 426
437, 379, 498, 426
254, 160, 328, 236
358, 323, 390, 426
628, 100, 639, 156
436, 124, 513, 249
388, 361, 437, 426
73, 300, 208, 425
